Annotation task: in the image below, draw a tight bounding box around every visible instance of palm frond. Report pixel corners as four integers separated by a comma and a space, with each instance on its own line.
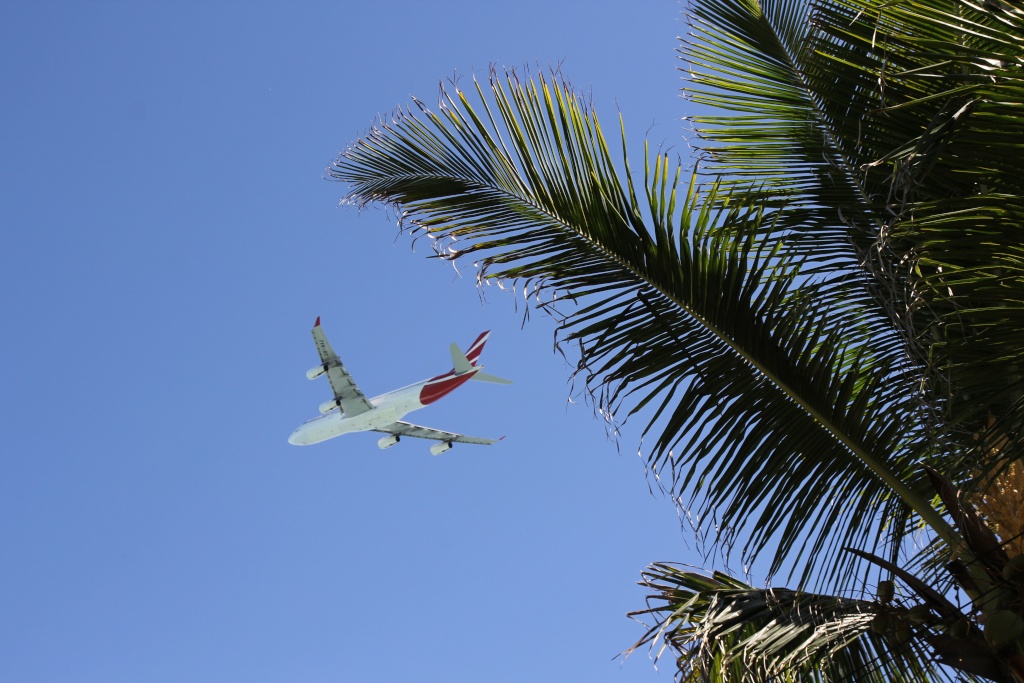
629, 563, 963, 682
332, 68, 959, 586
679, 0, 1024, 486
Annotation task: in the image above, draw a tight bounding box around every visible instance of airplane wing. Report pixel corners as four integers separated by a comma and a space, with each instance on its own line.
311, 318, 373, 416
373, 421, 501, 445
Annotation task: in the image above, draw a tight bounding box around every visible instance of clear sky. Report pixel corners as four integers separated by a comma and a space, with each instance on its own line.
1, 2, 714, 681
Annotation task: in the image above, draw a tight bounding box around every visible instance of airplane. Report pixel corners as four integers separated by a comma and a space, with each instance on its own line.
288, 317, 511, 454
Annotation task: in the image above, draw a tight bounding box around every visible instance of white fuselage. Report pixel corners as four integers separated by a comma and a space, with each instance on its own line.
288, 362, 480, 446
288, 382, 424, 446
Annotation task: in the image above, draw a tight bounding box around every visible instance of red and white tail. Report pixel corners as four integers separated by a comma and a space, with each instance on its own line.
464, 331, 490, 365
449, 332, 512, 384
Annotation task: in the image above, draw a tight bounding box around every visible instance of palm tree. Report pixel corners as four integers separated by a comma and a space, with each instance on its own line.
330, 0, 1024, 679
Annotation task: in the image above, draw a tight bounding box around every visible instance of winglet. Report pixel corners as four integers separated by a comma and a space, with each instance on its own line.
314, 316, 321, 328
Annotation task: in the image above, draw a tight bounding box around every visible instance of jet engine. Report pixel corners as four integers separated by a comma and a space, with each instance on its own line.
319, 399, 341, 415
378, 434, 400, 450
306, 365, 327, 380
429, 441, 453, 456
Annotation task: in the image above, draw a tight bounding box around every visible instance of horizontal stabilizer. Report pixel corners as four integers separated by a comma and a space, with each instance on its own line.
450, 331, 510, 383
472, 371, 512, 385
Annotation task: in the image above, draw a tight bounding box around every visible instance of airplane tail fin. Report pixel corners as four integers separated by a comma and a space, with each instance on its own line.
450, 342, 474, 374
450, 332, 513, 384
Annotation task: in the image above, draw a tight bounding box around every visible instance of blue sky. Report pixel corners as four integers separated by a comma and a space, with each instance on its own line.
1, 2, 720, 681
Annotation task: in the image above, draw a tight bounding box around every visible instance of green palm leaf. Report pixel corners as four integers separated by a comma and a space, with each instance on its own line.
332, 68, 959, 586
681, 0, 1024, 486
629, 563, 969, 682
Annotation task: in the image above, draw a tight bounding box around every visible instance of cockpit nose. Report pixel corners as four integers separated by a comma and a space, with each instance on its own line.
288, 428, 306, 446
